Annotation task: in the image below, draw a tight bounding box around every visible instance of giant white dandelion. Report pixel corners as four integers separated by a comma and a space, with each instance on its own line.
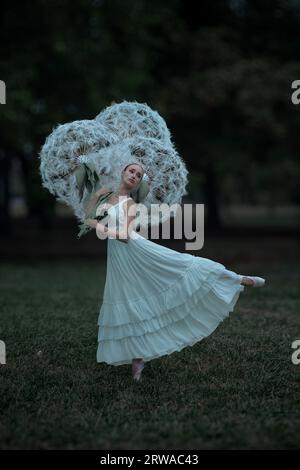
39, 100, 189, 228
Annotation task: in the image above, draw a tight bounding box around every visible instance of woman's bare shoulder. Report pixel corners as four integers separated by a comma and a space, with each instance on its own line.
95, 187, 111, 197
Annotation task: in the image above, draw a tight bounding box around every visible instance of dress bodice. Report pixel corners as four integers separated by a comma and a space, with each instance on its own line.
98, 196, 131, 231
97, 195, 142, 241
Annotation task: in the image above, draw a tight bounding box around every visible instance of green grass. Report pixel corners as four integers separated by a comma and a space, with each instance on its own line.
0, 259, 299, 449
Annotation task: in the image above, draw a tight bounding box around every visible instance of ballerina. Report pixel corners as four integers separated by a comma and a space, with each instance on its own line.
83, 162, 266, 383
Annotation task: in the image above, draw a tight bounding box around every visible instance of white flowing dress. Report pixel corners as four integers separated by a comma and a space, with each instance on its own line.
96, 196, 245, 366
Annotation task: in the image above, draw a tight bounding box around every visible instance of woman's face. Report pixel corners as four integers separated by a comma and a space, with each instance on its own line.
123, 164, 144, 190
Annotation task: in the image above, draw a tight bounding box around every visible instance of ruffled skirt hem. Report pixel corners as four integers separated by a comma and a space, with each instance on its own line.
96, 260, 244, 366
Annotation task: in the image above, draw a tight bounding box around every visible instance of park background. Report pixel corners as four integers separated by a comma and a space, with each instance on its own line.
0, 0, 299, 450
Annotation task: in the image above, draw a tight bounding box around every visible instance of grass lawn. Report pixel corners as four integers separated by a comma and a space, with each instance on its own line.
0, 257, 299, 449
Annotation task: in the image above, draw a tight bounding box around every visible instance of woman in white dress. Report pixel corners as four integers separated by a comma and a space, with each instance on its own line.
84, 163, 266, 382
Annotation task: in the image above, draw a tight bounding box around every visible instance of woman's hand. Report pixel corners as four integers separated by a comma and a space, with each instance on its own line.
84, 218, 98, 229
96, 223, 128, 243
95, 222, 107, 233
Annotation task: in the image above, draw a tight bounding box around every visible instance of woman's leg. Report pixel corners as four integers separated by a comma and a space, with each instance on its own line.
240, 276, 255, 286
221, 269, 256, 286
132, 358, 145, 381
222, 269, 246, 284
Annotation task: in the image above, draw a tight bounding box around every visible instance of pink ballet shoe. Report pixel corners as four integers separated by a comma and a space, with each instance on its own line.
244, 276, 266, 287
132, 359, 145, 382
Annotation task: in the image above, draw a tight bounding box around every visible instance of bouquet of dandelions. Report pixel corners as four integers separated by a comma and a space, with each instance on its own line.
77, 189, 114, 239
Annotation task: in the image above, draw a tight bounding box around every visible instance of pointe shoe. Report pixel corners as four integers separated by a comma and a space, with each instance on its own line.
132, 359, 145, 382
244, 276, 266, 287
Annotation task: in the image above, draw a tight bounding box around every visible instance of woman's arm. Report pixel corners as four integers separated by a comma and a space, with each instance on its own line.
84, 220, 128, 243
83, 187, 111, 216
